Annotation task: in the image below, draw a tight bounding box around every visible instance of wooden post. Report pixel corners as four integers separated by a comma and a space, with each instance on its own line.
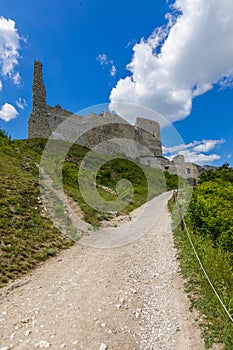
178, 204, 185, 231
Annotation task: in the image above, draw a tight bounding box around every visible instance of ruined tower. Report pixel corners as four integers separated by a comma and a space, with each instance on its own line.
32, 61, 47, 114
135, 117, 162, 157
28, 61, 52, 139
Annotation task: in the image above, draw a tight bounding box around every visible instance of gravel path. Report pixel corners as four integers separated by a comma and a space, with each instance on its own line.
0, 192, 205, 350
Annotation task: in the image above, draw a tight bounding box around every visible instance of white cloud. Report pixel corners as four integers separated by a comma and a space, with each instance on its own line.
12, 71, 21, 85
162, 141, 200, 154
96, 53, 108, 66
97, 53, 117, 77
110, 0, 233, 124
16, 97, 27, 110
110, 65, 117, 77
0, 16, 23, 85
0, 80, 2, 90
0, 103, 18, 122
178, 150, 221, 165
163, 138, 225, 165
193, 139, 224, 152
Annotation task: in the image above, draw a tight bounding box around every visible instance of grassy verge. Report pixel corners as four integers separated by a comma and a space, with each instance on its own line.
168, 196, 233, 349
0, 136, 75, 288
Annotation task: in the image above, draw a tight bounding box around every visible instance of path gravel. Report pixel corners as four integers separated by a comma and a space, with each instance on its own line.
0, 192, 206, 349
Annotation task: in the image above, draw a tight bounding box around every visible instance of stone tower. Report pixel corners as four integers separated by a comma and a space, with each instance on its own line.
28, 61, 51, 139
32, 61, 47, 114
135, 117, 162, 157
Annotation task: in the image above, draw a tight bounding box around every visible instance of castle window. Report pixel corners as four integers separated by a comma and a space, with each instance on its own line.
186, 168, 191, 175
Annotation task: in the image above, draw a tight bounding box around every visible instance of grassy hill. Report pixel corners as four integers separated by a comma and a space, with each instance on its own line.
0, 129, 179, 287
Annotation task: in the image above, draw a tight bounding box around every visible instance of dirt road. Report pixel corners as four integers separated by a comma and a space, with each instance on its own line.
0, 192, 205, 349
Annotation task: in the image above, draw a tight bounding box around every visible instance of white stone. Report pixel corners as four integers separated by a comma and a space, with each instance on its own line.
25, 330, 32, 336
99, 344, 107, 350
9, 333, 15, 341
35, 341, 51, 348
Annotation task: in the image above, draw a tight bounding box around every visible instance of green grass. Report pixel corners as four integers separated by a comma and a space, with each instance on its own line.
0, 137, 75, 287
62, 154, 180, 226
0, 131, 180, 286
168, 196, 233, 349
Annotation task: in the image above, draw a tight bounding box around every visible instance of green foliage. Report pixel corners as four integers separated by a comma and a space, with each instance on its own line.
0, 128, 11, 144
170, 164, 233, 348
199, 163, 233, 185
169, 197, 233, 349
189, 166, 233, 254
164, 170, 179, 190
62, 156, 179, 225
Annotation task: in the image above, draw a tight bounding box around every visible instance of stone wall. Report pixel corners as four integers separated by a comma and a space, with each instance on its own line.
28, 61, 201, 183
28, 61, 163, 159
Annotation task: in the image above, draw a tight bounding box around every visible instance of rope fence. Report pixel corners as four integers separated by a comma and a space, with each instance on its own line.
173, 190, 233, 324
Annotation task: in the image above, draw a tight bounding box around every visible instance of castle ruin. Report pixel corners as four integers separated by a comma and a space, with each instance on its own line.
28, 61, 200, 183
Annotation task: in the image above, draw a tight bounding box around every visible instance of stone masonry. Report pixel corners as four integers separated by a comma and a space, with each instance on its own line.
28, 61, 201, 183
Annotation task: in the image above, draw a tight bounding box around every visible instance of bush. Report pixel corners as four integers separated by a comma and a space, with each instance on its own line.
189, 168, 233, 254
0, 129, 11, 144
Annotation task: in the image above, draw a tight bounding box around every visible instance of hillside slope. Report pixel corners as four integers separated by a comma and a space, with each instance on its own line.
0, 130, 179, 286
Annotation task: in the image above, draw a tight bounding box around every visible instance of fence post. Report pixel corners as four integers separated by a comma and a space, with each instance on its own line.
178, 204, 185, 231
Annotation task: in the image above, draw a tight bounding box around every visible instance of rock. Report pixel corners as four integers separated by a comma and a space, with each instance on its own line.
0, 347, 10, 350
25, 330, 32, 336
130, 289, 137, 294
9, 279, 30, 291
35, 340, 51, 348
9, 333, 15, 341
100, 322, 106, 327
21, 317, 30, 323
99, 344, 107, 350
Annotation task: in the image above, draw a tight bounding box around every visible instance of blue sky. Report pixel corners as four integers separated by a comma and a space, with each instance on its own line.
0, 0, 233, 166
